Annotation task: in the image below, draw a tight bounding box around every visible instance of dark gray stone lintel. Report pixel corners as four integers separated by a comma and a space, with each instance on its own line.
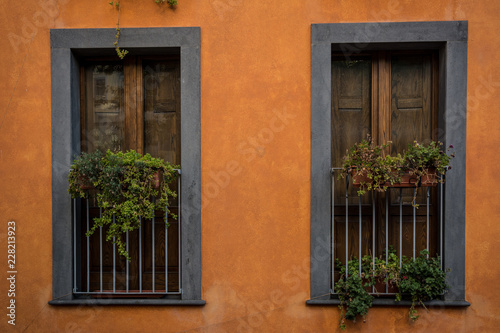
312, 21, 467, 43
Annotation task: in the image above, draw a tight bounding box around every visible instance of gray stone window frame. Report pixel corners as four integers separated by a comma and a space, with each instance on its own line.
309, 21, 469, 306
49, 27, 204, 305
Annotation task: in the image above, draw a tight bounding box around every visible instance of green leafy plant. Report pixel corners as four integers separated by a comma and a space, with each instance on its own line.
68, 150, 105, 193
109, 0, 179, 59
367, 247, 401, 292
335, 249, 448, 328
396, 249, 448, 321
402, 141, 455, 207
403, 140, 454, 179
381, 249, 401, 289
335, 257, 374, 330
68, 150, 178, 260
338, 136, 400, 196
109, 1, 128, 59
338, 138, 455, 206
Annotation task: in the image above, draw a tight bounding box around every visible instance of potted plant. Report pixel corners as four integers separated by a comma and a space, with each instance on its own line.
339, 136, 401, 196
383, 154, 418, 187
339, 138, 455, 206
367, 248, 400, 294
402, 141, 455, 207
403, 141, 454, 186
396, 249, 448, 321
334, 254, 394, 329
68, 149, 178, 260
335, 249, 447, 328
335, 258, 374, 330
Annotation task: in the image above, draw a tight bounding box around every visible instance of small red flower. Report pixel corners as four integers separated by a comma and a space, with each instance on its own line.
403, 276, 407, 280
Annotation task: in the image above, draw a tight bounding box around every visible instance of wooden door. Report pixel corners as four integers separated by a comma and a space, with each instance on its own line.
331, 52, 438, 270
387, 53, 437, 259
331, 57, 373, 265
79, 57, 181, 294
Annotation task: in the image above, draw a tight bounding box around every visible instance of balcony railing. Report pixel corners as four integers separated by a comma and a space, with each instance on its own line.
72, 169, 181, 298
330, 168, 444, 295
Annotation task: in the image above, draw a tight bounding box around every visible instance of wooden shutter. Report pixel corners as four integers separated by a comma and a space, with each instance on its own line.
80, 56, 181, 294
331, 52, 439, 266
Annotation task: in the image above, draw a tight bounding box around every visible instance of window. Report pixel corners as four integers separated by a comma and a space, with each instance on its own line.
50, 28, 203, 305
77, 56, 181, 297
331, 51, 440, 274
309, 21, 469, 306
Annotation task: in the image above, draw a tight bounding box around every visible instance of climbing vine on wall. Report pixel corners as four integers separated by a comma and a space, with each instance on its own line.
109, 0, 178, 59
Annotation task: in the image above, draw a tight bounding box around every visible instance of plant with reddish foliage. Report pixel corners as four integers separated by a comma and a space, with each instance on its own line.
339, 135, 400, 196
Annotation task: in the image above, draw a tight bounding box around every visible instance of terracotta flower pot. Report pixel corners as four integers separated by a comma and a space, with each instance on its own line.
385, 168, 439, 188
79, 176, 94, 190
151, 170, 162, 189
373, 281, 399, 294
385, 169, 418, 188
362, 278, 399, 294
420, 167, 438, 187
351, 168, 374, 188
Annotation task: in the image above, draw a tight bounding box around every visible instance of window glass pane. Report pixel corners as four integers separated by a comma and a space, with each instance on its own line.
83, 63, 125, 153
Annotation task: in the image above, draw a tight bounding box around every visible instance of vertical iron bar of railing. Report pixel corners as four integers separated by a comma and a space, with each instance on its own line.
86, 198, 90, 293
139, 218, 142, 293
358, 194, 362, 276
126, 230, 129, 293
413, 188, 416, 259
371, 191, 375, 293
345, 175, 349, 277
73, 198, 77, 293
178, 169, 181, 293
440, 180, 444, 269
152, 196, 156, 293
385, 192, 389, 293
165, 199, 168, 293
113, 215, 116, 293
100, 208, 102, 293
426, 187, 430, 257
399, 188, 402, 267
331, 169, 335, 292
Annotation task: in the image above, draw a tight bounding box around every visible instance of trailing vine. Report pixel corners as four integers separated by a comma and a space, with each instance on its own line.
155, 0, 178, 5
109, 0, 178, 59
68, 150, 178, 261
335, 259, 374, 330
396, 250, 449, 321
334, 249, 448, 329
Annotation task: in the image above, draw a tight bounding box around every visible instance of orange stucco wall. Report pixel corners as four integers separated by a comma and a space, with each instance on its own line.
0, 0, 499, 331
